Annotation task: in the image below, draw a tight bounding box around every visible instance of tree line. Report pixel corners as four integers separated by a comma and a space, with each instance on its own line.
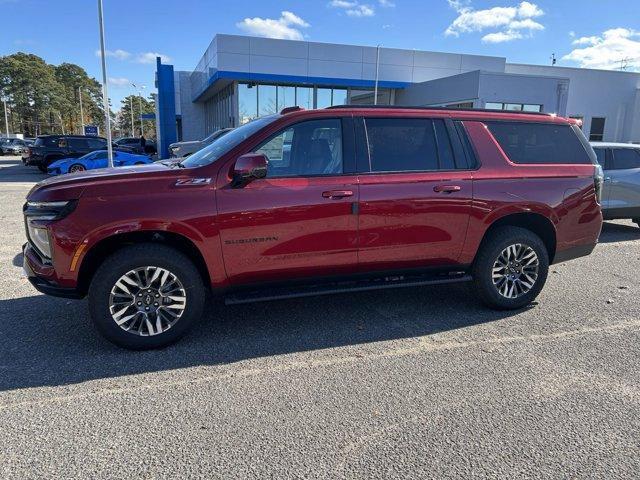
0, 52, 156, 139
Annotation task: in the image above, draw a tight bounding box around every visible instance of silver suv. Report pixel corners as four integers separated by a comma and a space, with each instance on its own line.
591, 142, 640, 228
168, 128, 233, 158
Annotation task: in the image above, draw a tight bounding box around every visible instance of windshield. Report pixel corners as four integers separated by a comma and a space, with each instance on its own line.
182, 116, 279, 168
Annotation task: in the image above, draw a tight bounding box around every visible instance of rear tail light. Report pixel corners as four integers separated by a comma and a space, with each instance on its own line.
594, 164, 604, 204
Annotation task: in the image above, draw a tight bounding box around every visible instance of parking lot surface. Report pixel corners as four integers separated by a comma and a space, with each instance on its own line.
0, 156, 639, 479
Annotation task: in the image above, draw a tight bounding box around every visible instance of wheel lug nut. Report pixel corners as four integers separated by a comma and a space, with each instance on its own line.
145, 307, 150, 311
137, 302, 142, 306
154, 303, 158, 306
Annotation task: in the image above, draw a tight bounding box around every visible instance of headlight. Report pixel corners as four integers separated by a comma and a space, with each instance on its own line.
23, 200, 78, 259
27, 221, 52, 258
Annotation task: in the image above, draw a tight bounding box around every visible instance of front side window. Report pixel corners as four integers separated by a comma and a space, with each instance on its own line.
611, 148, 640, 170
255, 119, 343, 177
486, 121, 593, 165
364, 118, 461, 172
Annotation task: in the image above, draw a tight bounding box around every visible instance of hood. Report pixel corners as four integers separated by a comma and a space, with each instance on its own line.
27, 162, 173, 202
170, 140, 201, 149
47, 157, 73, 169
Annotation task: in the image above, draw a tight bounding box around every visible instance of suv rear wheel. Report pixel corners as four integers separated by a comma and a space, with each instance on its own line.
472, 226, 549, 310
88, 244, 206, 349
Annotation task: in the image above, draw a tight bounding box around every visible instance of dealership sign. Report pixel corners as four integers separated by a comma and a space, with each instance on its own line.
84, 125, 99, 136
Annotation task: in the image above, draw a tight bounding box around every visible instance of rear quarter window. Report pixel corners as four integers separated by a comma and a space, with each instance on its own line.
486, 121, 593, 164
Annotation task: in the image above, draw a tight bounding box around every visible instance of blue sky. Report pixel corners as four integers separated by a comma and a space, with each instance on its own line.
1, 0, 638, 109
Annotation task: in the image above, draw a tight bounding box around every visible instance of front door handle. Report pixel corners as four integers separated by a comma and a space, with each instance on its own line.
322, 190, 354, 199
433, 185, 461, 193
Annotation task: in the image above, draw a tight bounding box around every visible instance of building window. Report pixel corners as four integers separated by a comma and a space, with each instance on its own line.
238, 83, 258, 125
258, 84, 277, 117
589, 117, 606, 142
296, 87, 313, 109
485, 102, 542, 112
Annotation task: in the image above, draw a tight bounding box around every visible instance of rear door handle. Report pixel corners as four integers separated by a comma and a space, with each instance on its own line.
322, 190, 354, 199
433, 185, 462, 193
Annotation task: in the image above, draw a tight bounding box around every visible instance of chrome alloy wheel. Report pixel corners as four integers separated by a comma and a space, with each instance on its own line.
491, 243, 539, 299
69, 165, 85, 173
109, 266, 187, 336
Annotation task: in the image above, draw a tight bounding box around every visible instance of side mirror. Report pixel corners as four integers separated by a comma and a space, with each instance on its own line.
232, 153, 268, 187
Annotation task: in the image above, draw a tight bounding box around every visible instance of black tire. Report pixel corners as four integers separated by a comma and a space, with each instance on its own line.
69, 164, 86, 173
88, 243, 206, 350
472, 226, 549, 310
37, 164, 47, 173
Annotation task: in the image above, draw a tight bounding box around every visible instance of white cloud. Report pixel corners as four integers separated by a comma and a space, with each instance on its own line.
329, 0, 376, 17
378, 0, 395, 7
445, 1, 544, 43
563, 28, 640, 70
108, 77, 130, 87
136, 52, 171, 64
95, 49, 131, 60
236, 11, 310, 40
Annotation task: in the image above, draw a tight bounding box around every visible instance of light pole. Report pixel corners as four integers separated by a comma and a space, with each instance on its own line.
2, 98, 9, 137
374, 44, 381, 105
78, 86, 85, 134
97, 0, 114, 168
129, 95, 135, 137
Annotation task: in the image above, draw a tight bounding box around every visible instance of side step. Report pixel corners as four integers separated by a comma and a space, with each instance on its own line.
224, 272, 472, 305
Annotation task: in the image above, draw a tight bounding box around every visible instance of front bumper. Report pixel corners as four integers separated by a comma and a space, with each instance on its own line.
23, 243, 82, 299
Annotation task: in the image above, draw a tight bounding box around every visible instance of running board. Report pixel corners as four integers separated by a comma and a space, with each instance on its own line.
224, 272, 472, 305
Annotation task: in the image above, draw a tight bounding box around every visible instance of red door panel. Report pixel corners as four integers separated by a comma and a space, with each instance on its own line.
216, 176, 359, 285
357, 171, 473, 271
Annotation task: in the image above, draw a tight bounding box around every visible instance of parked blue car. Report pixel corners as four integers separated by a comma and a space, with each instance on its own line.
47, 150, 152, 175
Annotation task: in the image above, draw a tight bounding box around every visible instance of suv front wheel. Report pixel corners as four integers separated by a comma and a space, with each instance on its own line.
88, 243, 206, 349
472, 226, 549, 310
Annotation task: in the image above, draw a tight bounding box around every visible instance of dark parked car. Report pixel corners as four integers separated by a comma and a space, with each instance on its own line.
23, 106, 603, 349
114, 137, 157, 155
23, 135, 110, 172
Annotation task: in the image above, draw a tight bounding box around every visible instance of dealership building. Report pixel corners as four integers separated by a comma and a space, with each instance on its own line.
154, 34, 640, 158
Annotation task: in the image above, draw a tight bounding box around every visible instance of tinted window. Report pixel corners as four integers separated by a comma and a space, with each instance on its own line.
433, 119, 455, 170
612, 148, 640, 170
256, 119, 343, 177
593, 148, 607, 167
87, 138, 107, 149
365, 118, 460, 172
68, 138, 88, 149
35, 137, 59, 147
486, 122, 592, 164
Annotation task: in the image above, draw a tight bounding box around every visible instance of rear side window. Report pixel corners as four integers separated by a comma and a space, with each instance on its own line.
364, 118, 461, 172
35, 137, 58, 147
68, 138, 89, 149
87, 138, 107, 149
611, 148, 640, 170
486, 121, 592, 164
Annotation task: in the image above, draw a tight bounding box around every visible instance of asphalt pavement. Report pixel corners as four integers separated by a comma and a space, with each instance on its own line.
0, 156, 638, 479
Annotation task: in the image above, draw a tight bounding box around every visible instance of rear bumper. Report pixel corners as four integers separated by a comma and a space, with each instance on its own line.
23, 243, 83, 299
552, 243, 597, 264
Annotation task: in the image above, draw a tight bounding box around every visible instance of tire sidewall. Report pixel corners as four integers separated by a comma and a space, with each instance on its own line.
474, 228, 549, 310
88, 245, 205, 350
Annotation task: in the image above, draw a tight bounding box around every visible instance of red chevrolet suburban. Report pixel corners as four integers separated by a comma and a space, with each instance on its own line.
23, 106, 603, 349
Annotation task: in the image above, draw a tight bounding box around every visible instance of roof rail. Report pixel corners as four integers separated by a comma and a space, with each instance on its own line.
280, 106, 304, 115
325, 104, 552, 117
